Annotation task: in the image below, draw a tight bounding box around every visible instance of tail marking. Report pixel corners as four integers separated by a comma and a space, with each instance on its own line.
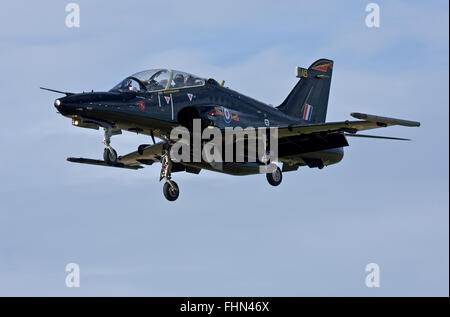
311, 62, 333, 72
302, 104, 314, 120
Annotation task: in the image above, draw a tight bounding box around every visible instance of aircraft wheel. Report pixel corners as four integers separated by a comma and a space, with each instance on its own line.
266, 166, 282, 186
103, 147, 118, 165
163, 181, 179, 201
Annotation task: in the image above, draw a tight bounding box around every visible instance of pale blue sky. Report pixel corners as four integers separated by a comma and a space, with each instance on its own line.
0, 0, 448, 296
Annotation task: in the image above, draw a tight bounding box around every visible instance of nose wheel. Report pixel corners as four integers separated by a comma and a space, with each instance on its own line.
266, 166, 282, 186
103, 127, 118, 165
103, 147, 117, 165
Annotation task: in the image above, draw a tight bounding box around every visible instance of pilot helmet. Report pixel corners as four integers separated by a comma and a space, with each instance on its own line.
174, 73, 184, 83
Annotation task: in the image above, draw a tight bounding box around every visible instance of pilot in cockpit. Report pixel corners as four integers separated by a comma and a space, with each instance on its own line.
146, 78, 160, 91
126, 79, 138, 92
173, 73, 185, 88
184, 74, 195, 86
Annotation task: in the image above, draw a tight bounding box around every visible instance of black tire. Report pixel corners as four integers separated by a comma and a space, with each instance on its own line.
103, 148, 118, 165
266, 166, 282, 186
163, 181, 179, 201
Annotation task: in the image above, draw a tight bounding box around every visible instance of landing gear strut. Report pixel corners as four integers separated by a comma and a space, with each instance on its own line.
103, 127, 118, 165
266, 165, 282, 186
160, 143, 180, 201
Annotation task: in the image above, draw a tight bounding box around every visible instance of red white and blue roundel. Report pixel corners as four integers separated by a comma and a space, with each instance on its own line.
302, 104, 313, 121
222, 106, 232, 123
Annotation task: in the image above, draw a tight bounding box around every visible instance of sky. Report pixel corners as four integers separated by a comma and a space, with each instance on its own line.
0, 0, 448, 296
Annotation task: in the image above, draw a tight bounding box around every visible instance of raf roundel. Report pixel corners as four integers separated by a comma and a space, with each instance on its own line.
222, 106, 232, 123
137, 100, 146, 111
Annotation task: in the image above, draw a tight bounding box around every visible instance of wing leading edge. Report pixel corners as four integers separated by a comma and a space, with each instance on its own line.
276, 112, 420, 139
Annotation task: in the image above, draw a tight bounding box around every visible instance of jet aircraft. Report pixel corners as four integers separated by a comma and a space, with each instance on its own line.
43, 59, 420, 201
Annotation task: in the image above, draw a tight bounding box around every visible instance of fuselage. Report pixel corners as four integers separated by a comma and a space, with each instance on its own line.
55, 77, 345, 174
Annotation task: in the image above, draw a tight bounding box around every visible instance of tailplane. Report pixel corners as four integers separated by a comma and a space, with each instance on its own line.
277, 59, 334, 123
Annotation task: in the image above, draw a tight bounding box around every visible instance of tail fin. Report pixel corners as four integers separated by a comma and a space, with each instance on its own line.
277, 59, 334, 123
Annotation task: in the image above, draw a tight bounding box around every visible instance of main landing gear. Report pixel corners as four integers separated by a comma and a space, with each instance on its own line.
160, 143, 180, 201
266, 165, 282, 186
103, 127, 118, 165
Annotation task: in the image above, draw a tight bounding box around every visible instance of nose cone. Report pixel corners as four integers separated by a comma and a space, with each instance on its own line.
53, 96, 74, 116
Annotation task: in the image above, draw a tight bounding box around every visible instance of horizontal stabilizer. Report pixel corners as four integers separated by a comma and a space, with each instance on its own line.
344, 133, 411, 141
350, 112, 420, 127
67, 157, 143, 169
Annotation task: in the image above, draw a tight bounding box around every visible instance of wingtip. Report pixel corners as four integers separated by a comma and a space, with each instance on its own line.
350, 112, 421, 127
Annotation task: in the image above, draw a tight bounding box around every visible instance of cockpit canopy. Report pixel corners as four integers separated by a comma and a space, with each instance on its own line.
110, 69, 205, 93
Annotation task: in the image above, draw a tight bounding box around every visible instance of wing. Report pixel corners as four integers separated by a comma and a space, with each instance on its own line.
67, 157, 144, 170
67, 142, 164, 169
273, 112, 420, 166
276, 112, 420, 138
118, 142, 165, 166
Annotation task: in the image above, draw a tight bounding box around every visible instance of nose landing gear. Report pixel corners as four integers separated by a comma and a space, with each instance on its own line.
103, 127, 118, 165
160, 143, 180, 201
103, 148, 118, 165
